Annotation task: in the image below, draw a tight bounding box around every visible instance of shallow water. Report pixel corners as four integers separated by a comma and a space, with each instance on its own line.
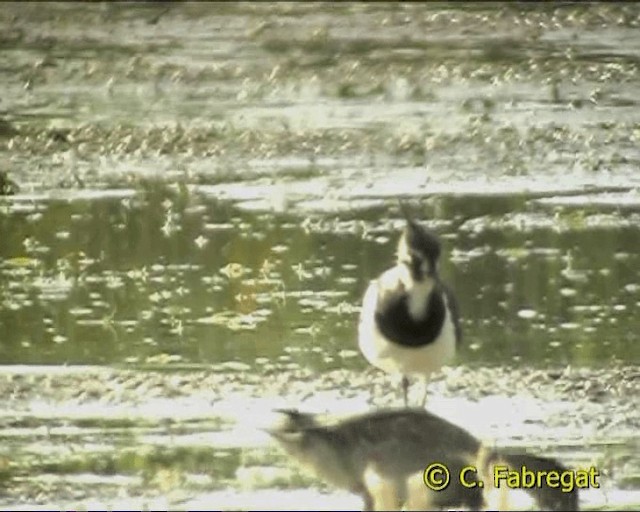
0, 2, 639, 510
1, 190, 639, 367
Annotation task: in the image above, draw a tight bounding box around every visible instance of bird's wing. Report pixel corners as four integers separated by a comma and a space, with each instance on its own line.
441, 282, 462, 346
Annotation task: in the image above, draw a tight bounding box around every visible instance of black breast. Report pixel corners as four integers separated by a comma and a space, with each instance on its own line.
374, 286, 447, 348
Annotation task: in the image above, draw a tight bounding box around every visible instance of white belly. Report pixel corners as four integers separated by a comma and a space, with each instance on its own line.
358, 280, 456, 376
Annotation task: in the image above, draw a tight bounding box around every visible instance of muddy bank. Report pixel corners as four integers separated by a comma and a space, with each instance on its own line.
0, 364, 637, 508
1, 363, 638, 412
2, 3, 640, 193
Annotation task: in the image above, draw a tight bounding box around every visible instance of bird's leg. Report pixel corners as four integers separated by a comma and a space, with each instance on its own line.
419, 376, 429, 408
402, 375, 410, 407
367, 378, 381, 407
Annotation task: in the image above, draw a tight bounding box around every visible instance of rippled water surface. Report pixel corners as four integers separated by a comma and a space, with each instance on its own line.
0, 2, 639, 510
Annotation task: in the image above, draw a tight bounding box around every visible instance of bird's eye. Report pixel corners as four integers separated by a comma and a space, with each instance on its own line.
410, 254, 422, 267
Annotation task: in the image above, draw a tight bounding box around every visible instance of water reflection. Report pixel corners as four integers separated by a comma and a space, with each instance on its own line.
1, 185, 638, 367
1, 2, 639, 509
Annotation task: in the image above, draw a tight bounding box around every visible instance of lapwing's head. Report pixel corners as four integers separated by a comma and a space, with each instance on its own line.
397, 219, 441, 282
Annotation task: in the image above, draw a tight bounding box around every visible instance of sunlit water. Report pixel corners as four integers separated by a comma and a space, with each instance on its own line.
0, 2, 639, 510
1, 191, 638, 366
